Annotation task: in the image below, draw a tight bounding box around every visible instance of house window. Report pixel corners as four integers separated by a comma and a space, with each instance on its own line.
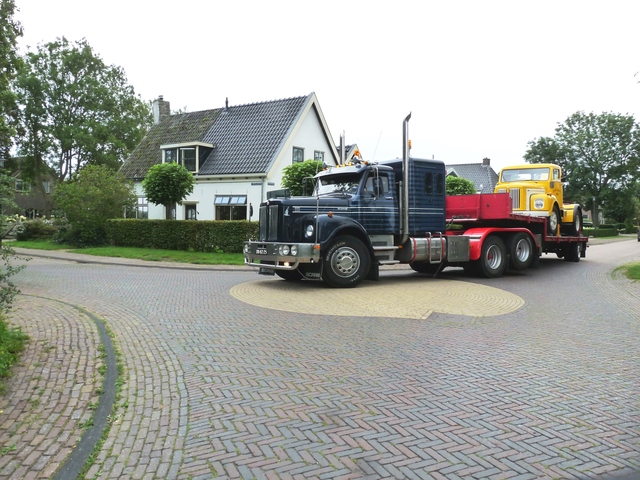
15, 179, 30, 193
185, 204, 197, 220
215, 195, 247, 220
181, 148, 196, 171
42, 181, 51, 194
164, 147, 198, 171
164, 149, 177, 163
126, 196, 148, 219
314, 151, 324, 162
292, 147, 304, 163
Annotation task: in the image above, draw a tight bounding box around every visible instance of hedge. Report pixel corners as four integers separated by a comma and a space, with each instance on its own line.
105, 219, 259, 253
582, 227, 619, 238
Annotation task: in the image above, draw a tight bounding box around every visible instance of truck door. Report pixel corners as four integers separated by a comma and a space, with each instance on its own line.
361, 172, 398, 234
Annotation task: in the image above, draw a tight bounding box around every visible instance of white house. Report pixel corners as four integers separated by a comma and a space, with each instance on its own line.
120, 93, 339, 221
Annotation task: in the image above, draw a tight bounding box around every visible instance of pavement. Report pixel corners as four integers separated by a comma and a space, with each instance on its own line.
0, 239, 639, 480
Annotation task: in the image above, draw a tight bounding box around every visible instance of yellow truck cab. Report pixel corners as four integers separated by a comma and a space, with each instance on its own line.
494, 163, 582, 236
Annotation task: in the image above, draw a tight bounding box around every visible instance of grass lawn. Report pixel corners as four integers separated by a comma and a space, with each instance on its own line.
8, 240, 245, 265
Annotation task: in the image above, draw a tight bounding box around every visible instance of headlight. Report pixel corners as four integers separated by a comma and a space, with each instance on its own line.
305, 224, 314, 238
279, 245, 290, 256
534, 199, 544, 209
244, 244, 250, 254
290, 245, 298, 256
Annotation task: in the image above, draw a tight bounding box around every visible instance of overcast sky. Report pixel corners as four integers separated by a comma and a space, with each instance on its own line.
13, 0, 640, 172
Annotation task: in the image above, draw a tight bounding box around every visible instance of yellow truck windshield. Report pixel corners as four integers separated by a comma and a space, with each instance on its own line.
500, 168, 550, 182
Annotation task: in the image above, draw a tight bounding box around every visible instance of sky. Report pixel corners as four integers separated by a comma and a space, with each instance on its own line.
13, 0, 640, 172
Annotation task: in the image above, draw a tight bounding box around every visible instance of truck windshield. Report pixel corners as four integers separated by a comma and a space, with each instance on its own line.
501, 168, 550, 182
314, 173, 362, 196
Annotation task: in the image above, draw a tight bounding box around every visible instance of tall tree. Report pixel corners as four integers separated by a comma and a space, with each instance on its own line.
15, 37, 153, 185
0, 0, 22, 159
525, 112, 640, 226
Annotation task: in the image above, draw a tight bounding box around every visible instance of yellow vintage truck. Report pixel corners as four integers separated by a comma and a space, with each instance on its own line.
494, 163, 583, 236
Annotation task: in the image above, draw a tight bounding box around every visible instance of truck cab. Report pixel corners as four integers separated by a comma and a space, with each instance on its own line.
494, 163, 582, 236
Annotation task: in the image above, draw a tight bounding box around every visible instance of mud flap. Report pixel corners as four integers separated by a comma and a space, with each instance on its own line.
367, 262, 380, 281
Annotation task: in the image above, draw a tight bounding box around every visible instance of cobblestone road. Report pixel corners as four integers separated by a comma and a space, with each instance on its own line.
1, 240, 639, 479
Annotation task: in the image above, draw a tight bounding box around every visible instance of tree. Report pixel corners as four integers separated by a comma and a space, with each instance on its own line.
446, 175, 476, 195
53, 164, 136, 246
15, 37, 153, 190
525, 112, 640, 226
281, 160, 324, 196
0, 0, 22, 159
142, 162, 195, 219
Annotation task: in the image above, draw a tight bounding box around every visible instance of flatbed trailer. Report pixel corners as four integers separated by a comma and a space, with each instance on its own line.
445, 193, 588, 267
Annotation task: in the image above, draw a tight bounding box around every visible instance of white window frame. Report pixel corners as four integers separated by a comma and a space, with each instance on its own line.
161, 142, 214, 173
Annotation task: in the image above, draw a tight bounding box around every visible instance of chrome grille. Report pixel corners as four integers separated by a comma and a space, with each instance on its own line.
259, 206, 268, 241
509, 189, 520, 209
268, 205, 279, 241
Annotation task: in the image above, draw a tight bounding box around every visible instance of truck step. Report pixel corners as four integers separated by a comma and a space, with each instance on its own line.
372, 245, 399, 251
378, 260, 401, 265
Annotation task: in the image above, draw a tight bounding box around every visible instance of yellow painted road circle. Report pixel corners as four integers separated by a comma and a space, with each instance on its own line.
231, 276, 524, 319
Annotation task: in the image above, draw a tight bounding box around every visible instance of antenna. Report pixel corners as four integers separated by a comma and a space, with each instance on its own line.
371, 130, 383, 161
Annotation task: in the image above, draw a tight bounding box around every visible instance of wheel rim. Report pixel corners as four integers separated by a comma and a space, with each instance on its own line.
330, 246, 360, 278
515, 238, 531, 262
549, 211, 558, 231
485, 244, 503, 270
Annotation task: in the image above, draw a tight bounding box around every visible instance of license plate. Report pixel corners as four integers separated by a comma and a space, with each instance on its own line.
255, 248, 268, 255
258, 267, 275, 276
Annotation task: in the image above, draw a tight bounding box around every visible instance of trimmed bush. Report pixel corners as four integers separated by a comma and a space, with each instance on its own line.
582, 227, 618, 237
15, 219, 58, 241
105, 219, 259, 254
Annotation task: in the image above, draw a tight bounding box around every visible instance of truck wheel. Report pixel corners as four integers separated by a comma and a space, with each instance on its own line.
564, 242, 580, 262
562, 206, 582, 236
507, 232, 533, 271
410, 262, 440, 274
548, 204, 560, 236
478, 235, 507, 278
276, 270, 301, 281
322, 236, 371, 288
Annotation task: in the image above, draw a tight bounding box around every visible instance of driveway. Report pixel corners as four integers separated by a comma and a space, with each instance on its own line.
1, 239, 639, 479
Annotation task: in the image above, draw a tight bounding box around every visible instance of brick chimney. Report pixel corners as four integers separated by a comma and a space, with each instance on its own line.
482, 157, 491, 166
152, 95, 171, 124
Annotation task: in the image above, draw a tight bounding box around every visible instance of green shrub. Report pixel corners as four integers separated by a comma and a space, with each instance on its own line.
15, 219, 58, 241
583, 227, 618, 237
0, 315, 28, 384
105, 219, 259, 254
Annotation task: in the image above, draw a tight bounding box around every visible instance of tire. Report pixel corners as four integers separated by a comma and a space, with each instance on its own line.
548, 204, 560, 236
410, 262, 440, 274
276, 269, 302, 281
561, 206, 582, 236
477, 235, 507, 278
564, 242, 580, 262
507, 232, 533, 271
322, 236, 371, 288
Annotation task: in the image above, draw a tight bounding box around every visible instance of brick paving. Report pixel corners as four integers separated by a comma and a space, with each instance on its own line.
1, 241, 639, 479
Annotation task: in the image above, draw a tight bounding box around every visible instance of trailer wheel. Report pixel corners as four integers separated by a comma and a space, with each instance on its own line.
548, 204, 561, 236
410, 262, 440, 274
564, 242, 580, 262
507, 232, 533, 271
276, 270, 302, 281
478, 235, 507, 278
322, 236, 370, 288
562, 206, 583, 236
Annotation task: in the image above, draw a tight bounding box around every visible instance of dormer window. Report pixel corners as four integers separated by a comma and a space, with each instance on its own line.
161, 142, 214, 173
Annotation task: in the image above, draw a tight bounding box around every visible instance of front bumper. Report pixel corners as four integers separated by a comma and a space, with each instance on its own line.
243, 241, 321, 271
